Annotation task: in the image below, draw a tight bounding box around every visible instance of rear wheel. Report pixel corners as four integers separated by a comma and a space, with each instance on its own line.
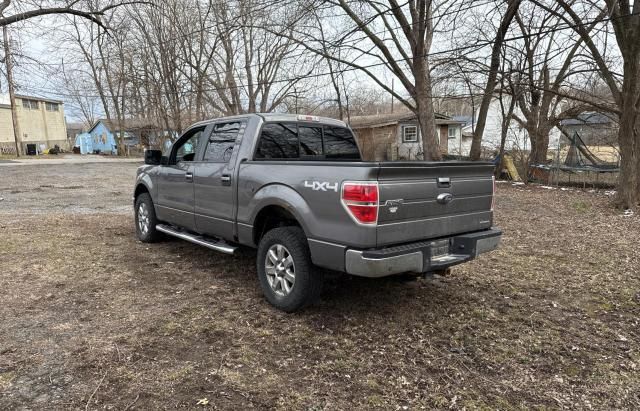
135, 193, 162, 243
257, 227, 323, 312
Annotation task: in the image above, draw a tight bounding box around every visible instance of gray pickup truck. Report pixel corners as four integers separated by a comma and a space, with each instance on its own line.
134, 113, 501, 311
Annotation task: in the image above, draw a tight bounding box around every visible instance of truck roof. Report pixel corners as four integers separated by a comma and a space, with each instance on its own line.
192, 113, 348, 129
258, 113, 347, 127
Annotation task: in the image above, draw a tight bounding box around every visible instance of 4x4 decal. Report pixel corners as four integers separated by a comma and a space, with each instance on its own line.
304, 180, 338, 192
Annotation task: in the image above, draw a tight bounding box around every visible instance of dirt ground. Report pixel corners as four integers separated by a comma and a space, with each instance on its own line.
1, 162, 638, 410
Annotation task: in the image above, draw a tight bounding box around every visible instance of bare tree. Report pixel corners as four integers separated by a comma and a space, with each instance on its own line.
496, 66, 519, 177
508, 2, 600, 165
211, 0, 312, 115
64, 10, 131, 154
128, 0, 187, 133
0, 0, 143, 27
55, 0, 317, 150
469, 0, 522, 160
315, 11, 345, 121
277, 0, 446, 160
60, 65, 101, 126
543, 0, 640, 209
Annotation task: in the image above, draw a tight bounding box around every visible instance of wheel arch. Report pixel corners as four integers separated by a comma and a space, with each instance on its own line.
133, 172, 155, 206
134, 183, 150, 201
252, 204, 304, 246
248, 184, 313, 246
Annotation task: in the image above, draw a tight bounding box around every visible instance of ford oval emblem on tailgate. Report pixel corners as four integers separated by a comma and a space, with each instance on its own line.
437, 193, 454, 204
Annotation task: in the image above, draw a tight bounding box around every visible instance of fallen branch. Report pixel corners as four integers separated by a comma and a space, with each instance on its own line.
85, 370, 107, 411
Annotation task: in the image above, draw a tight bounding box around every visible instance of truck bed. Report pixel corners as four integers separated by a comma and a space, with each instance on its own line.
237, 160, 495, 249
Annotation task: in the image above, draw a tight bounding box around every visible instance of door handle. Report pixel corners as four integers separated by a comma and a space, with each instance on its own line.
221, 174, 231, 186
185, 172, 193, 182
437, 177, 451, 188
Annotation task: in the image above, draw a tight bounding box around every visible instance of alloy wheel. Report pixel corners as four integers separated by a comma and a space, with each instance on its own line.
265, 244, 295, 296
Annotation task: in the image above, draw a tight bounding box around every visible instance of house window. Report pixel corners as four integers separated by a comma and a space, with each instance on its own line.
22, 99, 39, 110
448, 126, 457, 139
46, 102, 59, 112
402, 125, 418, 143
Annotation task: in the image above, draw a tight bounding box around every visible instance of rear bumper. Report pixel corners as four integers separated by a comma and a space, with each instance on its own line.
345, 228, 502, 278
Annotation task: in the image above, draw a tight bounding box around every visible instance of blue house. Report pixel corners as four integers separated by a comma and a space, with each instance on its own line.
74, 120, 118, 154
74, 119, 145, 154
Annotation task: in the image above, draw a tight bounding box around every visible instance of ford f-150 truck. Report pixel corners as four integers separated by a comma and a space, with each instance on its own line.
134, 113, 501, 311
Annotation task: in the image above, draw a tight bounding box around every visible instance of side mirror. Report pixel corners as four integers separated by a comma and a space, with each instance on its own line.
144, 149, 162, 165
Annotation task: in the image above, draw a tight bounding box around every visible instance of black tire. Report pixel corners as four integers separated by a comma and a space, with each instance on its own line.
134, 192, 162, 243
257, 226, 323, 312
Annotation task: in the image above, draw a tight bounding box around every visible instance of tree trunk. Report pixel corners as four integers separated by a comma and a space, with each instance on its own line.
469, 0, 521, 160
616, 56, 640, 208
617, 126, 639, 209
115, 116, 126, 156
529, 128, 550, 165
414, 66, 441, 161
416, 84, 442, 161
496, 91, 517, 178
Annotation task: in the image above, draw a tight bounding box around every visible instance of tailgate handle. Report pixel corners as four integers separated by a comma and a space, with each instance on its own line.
437, 177, 451, 188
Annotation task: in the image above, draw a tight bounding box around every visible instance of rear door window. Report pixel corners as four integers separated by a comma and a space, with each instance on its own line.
204, 121, 243, 162
323, 126, 360, 160
255, 123, 299, 159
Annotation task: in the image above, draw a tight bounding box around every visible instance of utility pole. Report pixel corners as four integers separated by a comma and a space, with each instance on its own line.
3, 26, 21, 157
345, 93, 350, 125
391, 78, 394, 114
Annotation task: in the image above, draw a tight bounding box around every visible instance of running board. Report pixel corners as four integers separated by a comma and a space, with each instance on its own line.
155, 224, 237, 255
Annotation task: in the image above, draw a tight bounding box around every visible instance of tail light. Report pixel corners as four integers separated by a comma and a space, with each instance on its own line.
491, 176, 496, 212
341, 181, 379, 225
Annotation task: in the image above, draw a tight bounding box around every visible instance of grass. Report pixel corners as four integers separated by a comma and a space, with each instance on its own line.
0, 166, 638, 409
572, 200, 591, 212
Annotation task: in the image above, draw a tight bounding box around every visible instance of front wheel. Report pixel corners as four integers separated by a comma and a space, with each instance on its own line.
135, 193, 162, 243
257, 227, 323, 312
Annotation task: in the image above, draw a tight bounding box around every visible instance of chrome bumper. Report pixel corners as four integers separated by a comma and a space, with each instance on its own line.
345, 228, 502, 278
345, 249, 424, 277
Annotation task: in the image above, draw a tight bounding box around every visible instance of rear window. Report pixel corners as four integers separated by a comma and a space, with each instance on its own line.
323, 126, 360, 159
254, 123, 360, 160
299, 126, 323, 156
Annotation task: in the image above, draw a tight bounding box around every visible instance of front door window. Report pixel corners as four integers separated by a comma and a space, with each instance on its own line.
174, 129, 204, 163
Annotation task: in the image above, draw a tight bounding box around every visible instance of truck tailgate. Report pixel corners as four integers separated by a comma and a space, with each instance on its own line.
376, 162, 494, 247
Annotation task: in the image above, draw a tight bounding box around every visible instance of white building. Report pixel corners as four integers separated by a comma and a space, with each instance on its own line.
452, 98, 562, 157
0, 93, 68, 155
